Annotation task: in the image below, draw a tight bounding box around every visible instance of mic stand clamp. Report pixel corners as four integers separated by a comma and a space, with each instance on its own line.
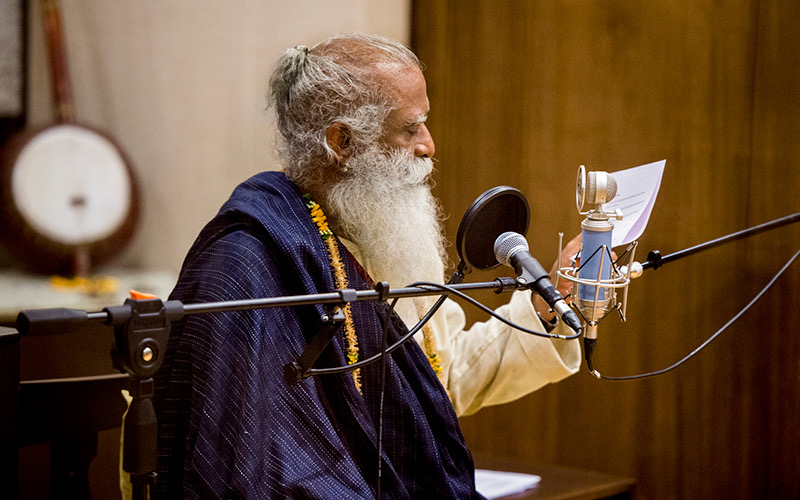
493, 276, 519, 294
283, 305, 347, 384
284, 285, 388, 384
646, 250, 663, 270
106, 297, 182, 500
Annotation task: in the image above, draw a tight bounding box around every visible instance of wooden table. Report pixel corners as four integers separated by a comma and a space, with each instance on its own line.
475, 456, 636, 500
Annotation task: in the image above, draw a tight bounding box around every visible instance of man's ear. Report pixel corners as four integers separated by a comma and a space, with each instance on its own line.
325, 122, 352, 167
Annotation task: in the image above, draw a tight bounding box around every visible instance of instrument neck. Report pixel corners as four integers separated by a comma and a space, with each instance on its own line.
40, 0, 74, 123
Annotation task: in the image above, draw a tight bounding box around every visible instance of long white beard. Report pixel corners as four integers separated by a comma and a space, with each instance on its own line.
325, 146, 447, 324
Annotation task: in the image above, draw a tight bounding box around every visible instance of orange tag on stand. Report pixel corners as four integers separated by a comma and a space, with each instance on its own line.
129, 289, 157, 300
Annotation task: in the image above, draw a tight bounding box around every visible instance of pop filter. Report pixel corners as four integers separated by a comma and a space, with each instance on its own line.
455, 186, 530, 275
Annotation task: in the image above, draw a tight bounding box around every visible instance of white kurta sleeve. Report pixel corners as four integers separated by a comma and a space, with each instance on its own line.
422, 290, 581, 416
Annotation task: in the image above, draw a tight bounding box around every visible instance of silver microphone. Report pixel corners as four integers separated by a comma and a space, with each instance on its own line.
494, 232, 582, 333
560, 165, 639, 375
576, 171, 619, 339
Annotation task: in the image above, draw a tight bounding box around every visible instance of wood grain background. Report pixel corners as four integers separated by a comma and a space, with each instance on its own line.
412, 1, 800, 498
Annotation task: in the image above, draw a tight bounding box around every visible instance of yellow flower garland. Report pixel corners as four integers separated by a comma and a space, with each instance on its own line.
304, 194, 361, 392
303, 194, 444, 393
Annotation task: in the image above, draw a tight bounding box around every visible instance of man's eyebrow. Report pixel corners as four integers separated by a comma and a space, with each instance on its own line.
402, 113, 428, 128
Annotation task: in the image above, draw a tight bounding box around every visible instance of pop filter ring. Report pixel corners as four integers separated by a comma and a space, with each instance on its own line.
455, 186, 531, 274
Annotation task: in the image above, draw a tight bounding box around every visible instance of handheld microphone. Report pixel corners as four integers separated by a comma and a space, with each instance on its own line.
494, 232, 582, 333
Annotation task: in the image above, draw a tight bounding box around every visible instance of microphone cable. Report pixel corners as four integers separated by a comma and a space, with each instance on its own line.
405, 281, 582, 341
374, 296, 397, 500
588, 246, 800, 381
303, 292, 448, 376
307, 279, 582, 378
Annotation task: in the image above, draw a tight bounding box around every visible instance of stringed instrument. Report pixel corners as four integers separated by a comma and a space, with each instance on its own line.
0, 0, 139, 276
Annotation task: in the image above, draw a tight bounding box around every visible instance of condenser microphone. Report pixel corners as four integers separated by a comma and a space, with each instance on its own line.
494, 232, 582, 333
576, 170, 619, 333
568, 166, 631, 374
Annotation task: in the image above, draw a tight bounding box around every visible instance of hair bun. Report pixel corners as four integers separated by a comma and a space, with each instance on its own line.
292, 45, 310, 64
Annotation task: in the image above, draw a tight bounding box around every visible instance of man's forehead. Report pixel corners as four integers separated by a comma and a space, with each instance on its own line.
375, 64, 429, 119
373, 61, 422, 91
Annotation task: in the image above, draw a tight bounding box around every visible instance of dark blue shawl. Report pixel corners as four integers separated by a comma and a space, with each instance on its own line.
153, 171, 480, 499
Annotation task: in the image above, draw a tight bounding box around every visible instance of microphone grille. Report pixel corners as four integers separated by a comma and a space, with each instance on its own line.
493, 231, 529, 266
606, 175, 618, 200
586, 172, 618, 205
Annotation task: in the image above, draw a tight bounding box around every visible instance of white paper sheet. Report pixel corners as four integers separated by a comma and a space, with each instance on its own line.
474, 469, 541, 499
603, 159, 666, 248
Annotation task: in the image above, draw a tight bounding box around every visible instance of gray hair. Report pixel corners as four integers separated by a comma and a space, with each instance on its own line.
268, 33, 422, 186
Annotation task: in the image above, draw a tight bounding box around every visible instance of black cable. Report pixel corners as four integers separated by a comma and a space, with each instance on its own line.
308, 279, 582, 378
306, 293, 448, 376
406, 281, 582, 341
374, 297, 396, 500
589, 247, 800, 380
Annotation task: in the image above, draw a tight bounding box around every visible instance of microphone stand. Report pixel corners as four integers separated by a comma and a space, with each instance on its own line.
640, 212, 800, 272
14, 275, 531, 499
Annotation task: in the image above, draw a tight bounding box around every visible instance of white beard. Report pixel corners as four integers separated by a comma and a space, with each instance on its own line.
324, 145, 447, 324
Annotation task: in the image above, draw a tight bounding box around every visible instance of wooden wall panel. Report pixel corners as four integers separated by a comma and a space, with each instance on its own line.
412, 1, 800, 498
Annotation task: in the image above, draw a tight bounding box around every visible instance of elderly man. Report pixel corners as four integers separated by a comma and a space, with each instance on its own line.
154, 33, 581, 498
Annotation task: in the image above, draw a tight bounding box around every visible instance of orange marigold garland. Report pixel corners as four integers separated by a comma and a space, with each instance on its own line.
416, 301, 444, 380
303, 194, 445, 392
304, 194, 361, 392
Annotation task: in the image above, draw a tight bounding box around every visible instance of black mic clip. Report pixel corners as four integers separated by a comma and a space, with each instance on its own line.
284, 289, 356, 384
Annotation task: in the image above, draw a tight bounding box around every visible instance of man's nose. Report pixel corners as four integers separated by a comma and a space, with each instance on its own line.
414, 124, 435, 158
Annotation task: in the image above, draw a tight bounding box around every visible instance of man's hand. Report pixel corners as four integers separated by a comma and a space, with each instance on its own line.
533, 234, 581, 323
533, 233, 618, 326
